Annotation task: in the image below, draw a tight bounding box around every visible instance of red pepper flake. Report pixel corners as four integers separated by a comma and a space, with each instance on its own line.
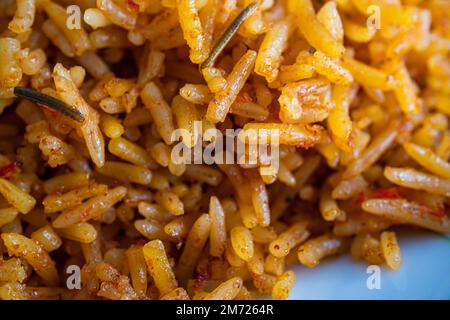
80, 210, 90, 219
355, 192, 365, 205
423, 205, 446, 218
133, 238, 147, 246
41, 105, 59, 114
126, 0, 140, 12
0, 160, 21, 178
294, 141, 315, 149
373, 187, 402, 199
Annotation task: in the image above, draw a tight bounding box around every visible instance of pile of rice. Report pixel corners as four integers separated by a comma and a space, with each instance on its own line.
0, 0, 449, 300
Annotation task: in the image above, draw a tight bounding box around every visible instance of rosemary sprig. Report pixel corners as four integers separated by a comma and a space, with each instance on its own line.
14, 86, 85, 123
200, 1, 258, 70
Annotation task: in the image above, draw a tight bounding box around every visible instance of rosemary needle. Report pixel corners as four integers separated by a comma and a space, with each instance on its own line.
13, 86, 85, 123
200, 2, 258, 70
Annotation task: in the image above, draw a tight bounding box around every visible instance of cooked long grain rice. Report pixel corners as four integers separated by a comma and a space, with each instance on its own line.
0, 0, 448, 301
362, 198, 450, 234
